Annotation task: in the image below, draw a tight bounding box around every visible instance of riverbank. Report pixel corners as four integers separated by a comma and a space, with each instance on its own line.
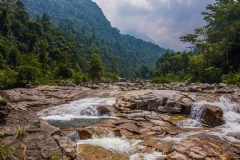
0, 83, 240, 159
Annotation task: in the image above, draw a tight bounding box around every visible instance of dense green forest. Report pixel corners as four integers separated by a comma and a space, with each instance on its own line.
0, 0, 167, 89
152, 0, 240, 85
22, 0, 167, 78
0, 0, 107, 89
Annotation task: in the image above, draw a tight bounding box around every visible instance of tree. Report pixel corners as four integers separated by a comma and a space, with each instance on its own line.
88, 53, 103, 82
138, 65, 150, 79
17, 66, 40, 84
8, 47, 19, 69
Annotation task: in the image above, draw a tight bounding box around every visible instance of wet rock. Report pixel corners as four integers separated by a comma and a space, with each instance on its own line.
225, 143, 240, 160
158, 99, 182, 113
66, 130, 80, 142
118, 122, 140, 133
40, 120, 60, 135
227, 132, 240, 140
201, 104, 224, 127
76, 128, 93, 140
168, 151, 188, 160
115, 90, 192, 115
78, 144, 128, 160
22, 132, 61, 159
139, 139, 173, 154
53, 135, 77, 158
96, 105, 114, 116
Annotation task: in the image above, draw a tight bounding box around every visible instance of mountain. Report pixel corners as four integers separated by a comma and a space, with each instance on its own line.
22, 0, 167, 77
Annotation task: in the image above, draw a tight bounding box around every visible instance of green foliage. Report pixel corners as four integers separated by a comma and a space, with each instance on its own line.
22, 0, 167, 77
152, 73, 184, 84
72, 72, 88, 84
103, 72, 118, 82
17, 66, 40, 84
153, 0, 240, 84
0, 99, 7, 106
222, 72, 240, 85
0, 67, 18, 89
0, 141, 17, 160
88, 53, 103, 82
136, 65, 151, 80
15, 127, 26, 140
56, 65, 73, 79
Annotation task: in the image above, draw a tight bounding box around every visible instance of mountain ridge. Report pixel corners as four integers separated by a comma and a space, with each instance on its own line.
22, 0, 167, 77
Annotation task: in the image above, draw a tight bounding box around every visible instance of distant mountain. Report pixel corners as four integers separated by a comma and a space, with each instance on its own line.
125, 30, 157, 44
22, 0, 167, 77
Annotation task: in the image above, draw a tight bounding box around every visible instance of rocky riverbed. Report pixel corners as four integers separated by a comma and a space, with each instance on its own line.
0, 82, 240, 160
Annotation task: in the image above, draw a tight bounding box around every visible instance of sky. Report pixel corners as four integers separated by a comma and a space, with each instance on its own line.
92, 0, 215, 51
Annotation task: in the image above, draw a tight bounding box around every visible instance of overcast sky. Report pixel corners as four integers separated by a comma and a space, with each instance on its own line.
92, 0, 215, 51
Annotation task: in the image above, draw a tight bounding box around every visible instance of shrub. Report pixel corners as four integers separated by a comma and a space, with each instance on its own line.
0, 68, 18, 89
0, 141, 17, 160
222, 72, 240, 85
0, 99, 7, 106
17, 66, 40, 84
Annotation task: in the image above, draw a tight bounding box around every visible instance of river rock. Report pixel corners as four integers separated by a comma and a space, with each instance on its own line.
76, 128, 93, 140
78, 144, 128, 160
201, 104, 224, 127
115, 90, 192, 115
96, 105, 114, 116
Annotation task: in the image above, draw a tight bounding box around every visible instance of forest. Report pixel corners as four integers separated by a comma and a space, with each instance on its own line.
22, 0, 166, 78
152, 0, 240, 85
0, 0, 108, 89
0, 0, 240, 90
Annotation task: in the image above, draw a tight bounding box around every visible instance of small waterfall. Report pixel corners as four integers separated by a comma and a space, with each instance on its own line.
38, 98, 117, 121
178, 96, 240, 137
77, 134, 165, 159
77, 133, 142, 155
177, 101, 206, 128
189, 102, 205, 120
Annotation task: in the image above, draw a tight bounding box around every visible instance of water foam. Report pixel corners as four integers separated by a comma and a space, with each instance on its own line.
78, 134, 165, 159
77, 133, 142, 155
177, 96, 240, 140
130, 152, 165, 160
38, 98, 117, 121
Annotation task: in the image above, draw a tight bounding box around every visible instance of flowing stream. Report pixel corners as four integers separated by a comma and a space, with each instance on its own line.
77, 133, 165, 160
38, 96, 240, 159
178, 96, 240, 141
38, 98, 117, 128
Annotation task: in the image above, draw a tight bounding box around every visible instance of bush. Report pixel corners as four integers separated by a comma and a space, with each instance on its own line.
152, 76, 171, 83
72, 72, 88, 84
151, 73, 184, 83
0, 141, 17, 160
0, 68, 18, 89
0, 99, 7, 106
17, 66, 40, 84
222, 72, 240, 85
57, 65, 73, 79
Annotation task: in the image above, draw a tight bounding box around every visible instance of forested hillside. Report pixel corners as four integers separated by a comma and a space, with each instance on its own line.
22, 0, 167, 77
0, 0, 106, 89
153, 0, 240, 85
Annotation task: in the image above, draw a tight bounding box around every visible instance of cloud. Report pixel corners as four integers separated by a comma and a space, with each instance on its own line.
92, 0, 215, 51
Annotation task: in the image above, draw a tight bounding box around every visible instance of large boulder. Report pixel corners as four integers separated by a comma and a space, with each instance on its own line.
76, 128, 93, 140
114, 90, 193, 115
201, 104, 224, 127
96, 105, 114, 116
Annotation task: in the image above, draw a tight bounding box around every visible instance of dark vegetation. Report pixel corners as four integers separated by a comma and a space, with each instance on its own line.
152, 0, 240, 85
22, 0, 166, 78
0, 0, 167, 89
1, 0, 239, 89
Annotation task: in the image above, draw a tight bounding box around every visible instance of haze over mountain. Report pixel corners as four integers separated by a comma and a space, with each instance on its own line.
22, 0, 167, 77
93, 0, 215, 50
